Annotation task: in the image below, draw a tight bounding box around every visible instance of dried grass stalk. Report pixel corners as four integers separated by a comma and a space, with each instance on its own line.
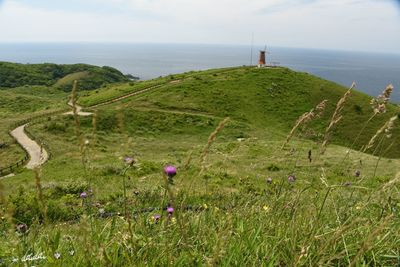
370, 84, 394, 115
363, 114, 398, 152
382, 172, 400, 190
71, 81, 84, 154
281, 100, 327, 149
349, 215, 392, 267
200, 117, 229, 173
34, 168, 47, 224
321, 83, 355, 154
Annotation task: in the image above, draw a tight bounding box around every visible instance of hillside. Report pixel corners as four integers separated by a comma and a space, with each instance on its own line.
0, 86, 68, 168
0, 62, 129, 91
1, 66, 399, 266
80, 66, 400, 158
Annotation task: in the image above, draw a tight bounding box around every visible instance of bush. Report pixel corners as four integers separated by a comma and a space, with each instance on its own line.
267, 163, 281, 171
49, 181, 89, 198
9, 187, 42, 225
47, 194, 82, 222
8, 182, 89, 225
44, 122, 68, 133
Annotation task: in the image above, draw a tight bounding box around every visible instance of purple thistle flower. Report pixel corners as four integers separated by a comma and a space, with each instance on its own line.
80, 192, 87, 199
288, 175, 296, 183
167, 207, 174, 215
164, 165, 177, 178
16, 223, 28, 234
266, 177, 273, 184
153, 214, 161, 223
355, 170, 361, 177
124, 156, 135, 165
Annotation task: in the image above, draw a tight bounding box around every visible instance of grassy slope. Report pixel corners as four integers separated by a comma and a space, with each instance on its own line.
0, 86, 68, 168
78, 79, 166, 106
1, 67, 399, 265
54, 71, 90, 87
77, 67, 240, 107
86, 67, 399, 157
4, 66, 398, 192
0, 61, 131, 168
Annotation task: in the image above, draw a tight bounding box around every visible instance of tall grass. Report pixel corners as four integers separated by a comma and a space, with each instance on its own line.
282, 99, 327, 149
0, 79, 399, 266
321, 82, 354, 154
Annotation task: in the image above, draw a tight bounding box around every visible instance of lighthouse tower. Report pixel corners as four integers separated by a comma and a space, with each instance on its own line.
258, 50, 266, 67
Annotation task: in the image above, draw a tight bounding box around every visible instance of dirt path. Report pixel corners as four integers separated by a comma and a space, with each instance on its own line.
1, 71, 235, 177
3, 85, 156, 175
64, 101, 93, 116
130, 106, 218, 119
10, 124, 49, 170
90, 83, 166, 108
1, 102, 91, 177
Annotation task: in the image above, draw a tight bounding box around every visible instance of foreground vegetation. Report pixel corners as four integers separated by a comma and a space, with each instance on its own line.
0, 66, 399, 266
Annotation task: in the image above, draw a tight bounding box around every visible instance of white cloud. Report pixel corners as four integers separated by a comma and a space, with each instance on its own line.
0, 0, 399, 53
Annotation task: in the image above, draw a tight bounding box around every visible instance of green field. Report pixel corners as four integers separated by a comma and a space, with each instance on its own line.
0, 66, 399, 266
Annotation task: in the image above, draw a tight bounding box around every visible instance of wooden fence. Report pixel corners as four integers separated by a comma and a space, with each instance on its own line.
0, 155, 29, 176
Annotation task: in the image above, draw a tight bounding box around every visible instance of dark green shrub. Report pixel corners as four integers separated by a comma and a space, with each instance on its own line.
47, 194, 82, 222
9, 187, 42, 225
44, 122, 68, 133
267, 163, 281, 171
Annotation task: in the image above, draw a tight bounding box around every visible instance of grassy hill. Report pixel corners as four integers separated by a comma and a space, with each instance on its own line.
0, 62, 129, 91
0, 66, 399, 266
0, 86, 68, 168
80, 66, 400, 157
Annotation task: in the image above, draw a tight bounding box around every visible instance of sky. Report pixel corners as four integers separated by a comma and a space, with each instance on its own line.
0, 0, 399, 53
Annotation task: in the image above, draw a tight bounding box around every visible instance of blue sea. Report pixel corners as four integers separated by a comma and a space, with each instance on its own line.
0, 43, 399, 102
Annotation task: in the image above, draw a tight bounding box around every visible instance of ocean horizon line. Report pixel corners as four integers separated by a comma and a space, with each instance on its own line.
0, 42, 399, 56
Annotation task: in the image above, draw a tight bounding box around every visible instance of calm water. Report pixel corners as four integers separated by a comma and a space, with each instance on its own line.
0, 43, 399, 102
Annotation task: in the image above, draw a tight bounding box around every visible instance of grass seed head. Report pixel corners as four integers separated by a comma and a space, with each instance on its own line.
370, 84, 394, 115
321, 83, 354, 154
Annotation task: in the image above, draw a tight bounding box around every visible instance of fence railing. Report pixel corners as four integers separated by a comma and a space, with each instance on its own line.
8, 108, 69, 131
0, 155, 29, 176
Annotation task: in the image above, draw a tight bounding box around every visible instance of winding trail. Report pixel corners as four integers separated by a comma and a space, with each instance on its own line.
64, 101, 93, 116
2, 70, 244, 178
10, 124, 49, 169
3, 84, 161, 176
90, 83, 166, 108
3, 78, 193, 175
